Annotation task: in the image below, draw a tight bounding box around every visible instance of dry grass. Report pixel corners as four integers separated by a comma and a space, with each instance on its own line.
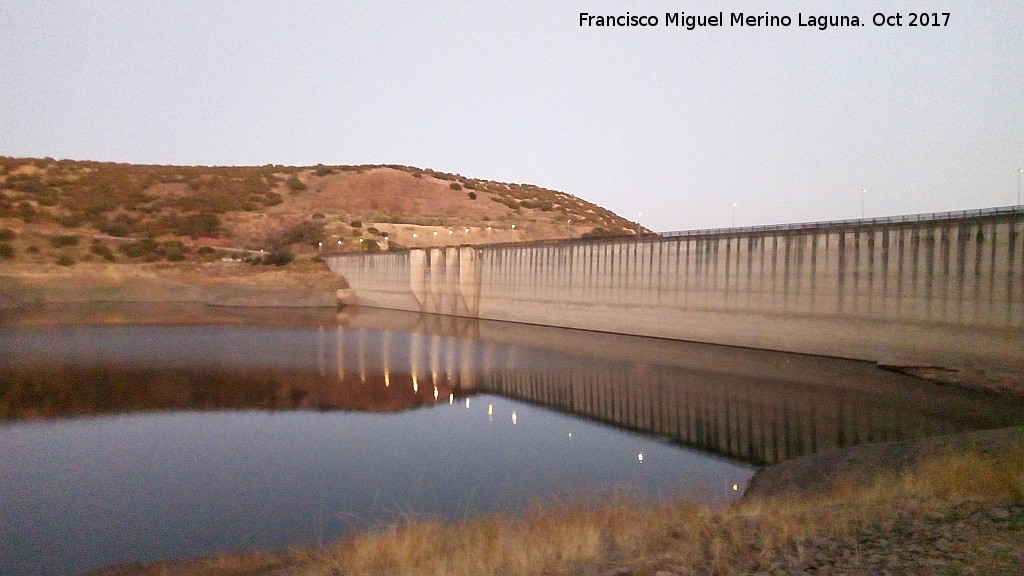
90, 447, 1024, 576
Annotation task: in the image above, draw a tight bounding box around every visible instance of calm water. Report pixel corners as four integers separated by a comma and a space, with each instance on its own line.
1, 304, 1022, 576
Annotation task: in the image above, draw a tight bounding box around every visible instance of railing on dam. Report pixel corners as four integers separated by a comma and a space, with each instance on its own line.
659, 205, 1024, 239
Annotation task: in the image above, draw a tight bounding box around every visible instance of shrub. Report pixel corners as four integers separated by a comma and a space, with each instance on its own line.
367, 227, 380, 236
266, 252, 295, 266
314, 165, 334, 177
119, 238, 158, 258
56, 214, 85, 228
48, 235, 79, 248
97, 219, 131, 237
175, 213, 220, 238
0, 228, 14, 241
312, 212, 325, 219
0, 242, 13, 259
350, 220, 362, 228
361, 239, 380, 251
56, 254, 75, 266
273, 220, 325, 249
449, 182, 463, 191
468, 192, 477, 200
90, 243, 116, 262
286, 176, 307, 191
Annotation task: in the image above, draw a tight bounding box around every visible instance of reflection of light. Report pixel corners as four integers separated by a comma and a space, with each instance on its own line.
465, 398, 470, 409
732, 484, 739, 491
384, 372, 390, 387
637, 453, 644, 463
488, 403, 493, 422
568, 432, 573, 439
449, 393, 454, 405
412, 374, 418, 393
511, 411, 517, 425
433, 387, 439, 400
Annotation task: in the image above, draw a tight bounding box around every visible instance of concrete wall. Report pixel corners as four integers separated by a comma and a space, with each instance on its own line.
326, 209, 1024, 365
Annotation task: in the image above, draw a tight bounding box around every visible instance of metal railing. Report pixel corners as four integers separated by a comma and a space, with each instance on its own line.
323, 206, 1024, 257
658, 205, 1024, 238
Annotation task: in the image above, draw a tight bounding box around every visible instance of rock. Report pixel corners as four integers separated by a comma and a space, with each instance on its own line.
988, 508, 1011, 520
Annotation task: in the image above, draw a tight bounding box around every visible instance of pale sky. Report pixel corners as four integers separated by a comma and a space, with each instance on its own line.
2, 1, 1022, 232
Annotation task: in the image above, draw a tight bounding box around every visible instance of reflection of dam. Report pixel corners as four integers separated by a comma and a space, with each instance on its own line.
4, 310, 1023, 466
481, 368, 929, 466
336, 315, 1024, 466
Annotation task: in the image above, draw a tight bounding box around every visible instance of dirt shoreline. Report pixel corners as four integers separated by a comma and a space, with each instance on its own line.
0, 262, 347, 309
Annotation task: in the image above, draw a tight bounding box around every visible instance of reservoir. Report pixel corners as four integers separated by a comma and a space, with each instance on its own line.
1, 304, 1022, 576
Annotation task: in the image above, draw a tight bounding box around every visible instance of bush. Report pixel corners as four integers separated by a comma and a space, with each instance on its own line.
56, 214, 85, 228
367, 227, 380, 235
175, 213, 220, 238
0, 228, 14, 241
48, 235, 79, 248
0, 242, 13, 259
56, 254, 75, 266
468, 192, 477, 200
312, 212, 325, 219
350, 220, 362, 228
266, 252, 295, 266
287, 176, 307, 191
449, 182, 463, 191
119, 238, 158, 258
90, 243, 116, 262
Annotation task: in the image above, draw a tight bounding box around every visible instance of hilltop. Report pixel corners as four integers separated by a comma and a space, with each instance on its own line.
0, 157, 639, 268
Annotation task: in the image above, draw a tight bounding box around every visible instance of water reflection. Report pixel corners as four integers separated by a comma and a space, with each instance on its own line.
3, 306, 1024, 468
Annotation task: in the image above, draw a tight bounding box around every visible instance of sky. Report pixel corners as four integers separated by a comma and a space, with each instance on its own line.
2, 1, 1022, 232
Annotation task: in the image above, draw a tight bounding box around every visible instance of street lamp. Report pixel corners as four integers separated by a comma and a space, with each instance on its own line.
1018, 169, 1022, 205
317, 241, 322, 253
861, 189, 866, 218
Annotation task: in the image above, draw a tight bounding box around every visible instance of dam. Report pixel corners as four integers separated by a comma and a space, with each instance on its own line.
325, 206, 1024, 365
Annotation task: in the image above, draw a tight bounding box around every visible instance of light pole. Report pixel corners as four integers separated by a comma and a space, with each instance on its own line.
1018, 169, 1022, 205
731, 203, 737, 227
317, 241, 322, 254
861, 189, 866, 218
566, 219, 571, 236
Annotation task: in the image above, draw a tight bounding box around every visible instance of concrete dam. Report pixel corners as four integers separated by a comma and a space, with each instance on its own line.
325, 207, 1024, 365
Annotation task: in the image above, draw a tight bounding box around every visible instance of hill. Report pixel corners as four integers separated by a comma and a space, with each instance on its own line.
0, 157, 640, 268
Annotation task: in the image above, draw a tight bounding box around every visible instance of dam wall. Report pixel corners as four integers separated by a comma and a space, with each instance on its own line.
326, 207, 1024, 364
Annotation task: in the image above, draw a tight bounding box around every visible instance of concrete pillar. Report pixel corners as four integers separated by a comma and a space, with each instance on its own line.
409, 249, 427, 312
